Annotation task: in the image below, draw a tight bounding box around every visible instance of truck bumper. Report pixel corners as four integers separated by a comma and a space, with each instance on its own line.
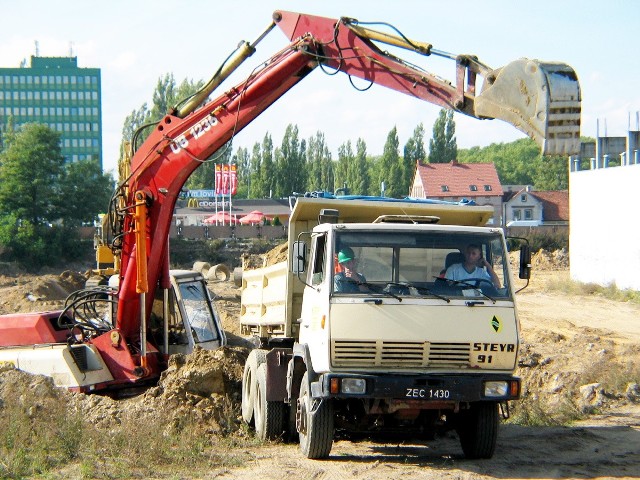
311, 372, 520, 403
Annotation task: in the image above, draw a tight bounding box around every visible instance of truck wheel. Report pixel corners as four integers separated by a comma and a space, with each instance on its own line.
456, 402, 499, 459
254, 363, 285, 440
241, 349, 268, 425
296, 372, 333, 459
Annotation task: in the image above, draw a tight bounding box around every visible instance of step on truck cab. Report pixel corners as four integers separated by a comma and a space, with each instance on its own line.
240, 195, 530, 459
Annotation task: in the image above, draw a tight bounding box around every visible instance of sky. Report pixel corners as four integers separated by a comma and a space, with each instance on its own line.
1, 0, 638, 175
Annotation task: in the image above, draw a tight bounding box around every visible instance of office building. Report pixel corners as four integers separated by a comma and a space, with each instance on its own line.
0, 55, 102, 167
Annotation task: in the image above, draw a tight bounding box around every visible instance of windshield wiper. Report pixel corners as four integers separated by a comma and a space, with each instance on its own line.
407, 283, 451, 303
362, 281, 403, 302
439, 278, 496, 304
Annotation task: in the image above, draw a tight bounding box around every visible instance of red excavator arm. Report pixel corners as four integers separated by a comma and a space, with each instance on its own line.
0, 10, 581, 392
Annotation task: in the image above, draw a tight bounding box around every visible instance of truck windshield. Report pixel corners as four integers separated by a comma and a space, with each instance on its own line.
332, 230, 512, 300
178, 281, 220, 343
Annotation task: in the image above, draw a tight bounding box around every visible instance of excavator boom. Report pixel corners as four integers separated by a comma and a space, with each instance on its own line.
274, 11, 581, 156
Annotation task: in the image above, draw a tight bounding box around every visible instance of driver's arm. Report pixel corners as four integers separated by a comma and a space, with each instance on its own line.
480, 259, 501, 288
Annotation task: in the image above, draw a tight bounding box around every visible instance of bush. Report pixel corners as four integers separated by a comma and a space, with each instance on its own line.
0, 217, 87, 272
507, 230, 568, 253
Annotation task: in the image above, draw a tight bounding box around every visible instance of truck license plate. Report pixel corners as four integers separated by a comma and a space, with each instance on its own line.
405, 388, 450, 399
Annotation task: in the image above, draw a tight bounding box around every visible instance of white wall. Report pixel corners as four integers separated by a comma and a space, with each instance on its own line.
569, 164, 640, 290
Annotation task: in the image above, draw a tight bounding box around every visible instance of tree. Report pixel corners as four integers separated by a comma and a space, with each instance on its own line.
428, 109, 457, 163
306, 132, 333, 193
377, 127, 402, 197
275, 124, 306, 197
58, 160, 114, 226
336, 141, 354, 193
248, 142, 262, 198
259, 134, 275, 197
403, 123, 426, 193
457, 138, 538, 185
0, 124, 65, 224
121, 74, 203, 151
349, 138, 370, 195
0, 124, 111, 269
532, 155, 569, 190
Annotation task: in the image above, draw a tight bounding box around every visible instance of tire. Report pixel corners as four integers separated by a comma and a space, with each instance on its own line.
254, 363, 286, 440
241, 349, 268, 425
297, 372, 333, 459
456, 402, 499, 459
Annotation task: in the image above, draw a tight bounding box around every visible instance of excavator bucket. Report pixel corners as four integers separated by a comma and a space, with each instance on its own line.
474, 59, 581, 156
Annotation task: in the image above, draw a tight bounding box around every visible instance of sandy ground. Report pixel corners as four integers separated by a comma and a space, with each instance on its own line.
1, 255, 640, 479
203, 268, 640, 480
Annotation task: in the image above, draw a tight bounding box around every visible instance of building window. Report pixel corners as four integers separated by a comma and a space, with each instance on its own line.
469, 185, 478, 191
441, 185, 449, 192
484, 185, 492, 191
524, 209, 533, 220
521, 194, 527, 202
513, 209, 522, 221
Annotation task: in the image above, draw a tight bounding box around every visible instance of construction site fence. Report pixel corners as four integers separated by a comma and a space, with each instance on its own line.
169, 224, 287, 240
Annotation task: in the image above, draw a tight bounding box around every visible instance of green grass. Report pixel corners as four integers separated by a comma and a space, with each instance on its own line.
546, 276, 640, 304
0, 382, 256, 479
507, 394, 584, 427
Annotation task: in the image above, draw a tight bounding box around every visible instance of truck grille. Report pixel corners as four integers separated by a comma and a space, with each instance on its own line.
332, 340, 470, 368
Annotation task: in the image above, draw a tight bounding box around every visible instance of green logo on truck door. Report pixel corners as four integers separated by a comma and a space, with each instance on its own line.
491, 315, 502, 332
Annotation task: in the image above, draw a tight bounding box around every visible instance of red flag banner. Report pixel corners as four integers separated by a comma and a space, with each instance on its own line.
214, 164, 222, 195
222, 164, 230, 195
230, 164, 238, 195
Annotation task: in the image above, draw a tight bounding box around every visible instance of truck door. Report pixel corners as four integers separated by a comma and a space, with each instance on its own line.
299, 233, 331, 372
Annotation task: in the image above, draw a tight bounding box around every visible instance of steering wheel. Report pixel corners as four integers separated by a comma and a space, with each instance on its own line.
464, 278, 495, 288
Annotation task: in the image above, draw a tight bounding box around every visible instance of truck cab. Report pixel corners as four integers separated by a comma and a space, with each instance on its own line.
300, 222, 517, 375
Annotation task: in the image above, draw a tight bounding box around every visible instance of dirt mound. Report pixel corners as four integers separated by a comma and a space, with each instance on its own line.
509, 248, 568, 271
242, 242, 287, 269
0, 270, 88, 314
62, 346, 251, 435
532, 248, 569, 270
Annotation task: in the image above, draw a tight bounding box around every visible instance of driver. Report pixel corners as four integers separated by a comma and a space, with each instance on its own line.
334, 247, 367, 293
445, 243, 501, 288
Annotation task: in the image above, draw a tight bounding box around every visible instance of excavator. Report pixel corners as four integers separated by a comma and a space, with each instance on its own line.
0, 10, 581, 393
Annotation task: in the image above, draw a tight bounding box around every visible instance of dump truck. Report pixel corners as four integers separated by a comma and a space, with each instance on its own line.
239, 194, 531, 459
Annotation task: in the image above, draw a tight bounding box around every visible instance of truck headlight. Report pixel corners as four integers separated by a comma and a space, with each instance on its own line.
484, 381, 508, 397
341, 378, 366, 394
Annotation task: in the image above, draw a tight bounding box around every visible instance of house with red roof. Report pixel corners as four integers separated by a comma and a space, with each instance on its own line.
503, 188, 569, 227
410, 160, 504, 224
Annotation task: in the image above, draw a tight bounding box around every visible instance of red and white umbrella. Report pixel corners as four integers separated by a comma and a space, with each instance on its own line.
238, 210, 265, 225
203, 211, 235, 224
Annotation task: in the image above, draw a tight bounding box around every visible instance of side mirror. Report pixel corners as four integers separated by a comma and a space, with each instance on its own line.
292, 241, 307, 274
519, 245, 531, 279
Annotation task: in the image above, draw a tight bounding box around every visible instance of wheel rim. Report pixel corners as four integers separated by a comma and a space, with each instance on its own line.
296, 390, 308, 436
254, 375, 263, 428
